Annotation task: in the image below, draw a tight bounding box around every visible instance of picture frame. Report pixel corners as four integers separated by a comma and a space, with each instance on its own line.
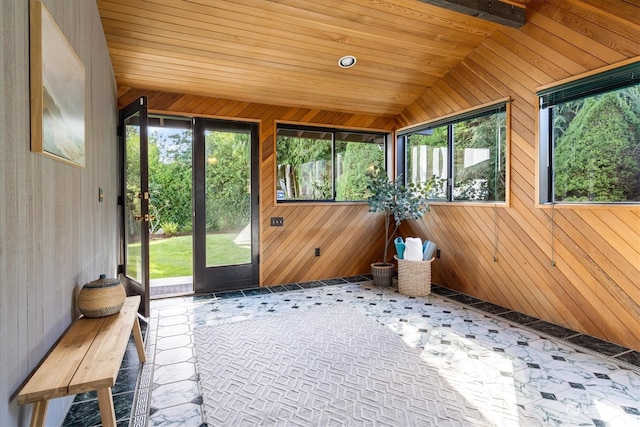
30, 0, 85, 167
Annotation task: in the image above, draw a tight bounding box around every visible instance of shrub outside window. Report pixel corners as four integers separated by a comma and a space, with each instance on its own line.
401, 103, 507, 202
538, 62, 640, 204
276, 125, 386, 202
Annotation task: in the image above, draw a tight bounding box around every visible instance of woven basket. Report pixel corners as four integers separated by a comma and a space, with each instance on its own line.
394, 256, 434, 297
77, 274, 126, 317
371, 262, 394, 287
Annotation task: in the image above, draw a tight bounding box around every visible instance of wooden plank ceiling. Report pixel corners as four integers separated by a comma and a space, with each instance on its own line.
96, 0, 529, 116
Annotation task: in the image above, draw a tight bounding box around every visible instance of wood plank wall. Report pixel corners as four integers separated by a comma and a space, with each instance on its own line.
398, 0, 640, 350
118, 90, 397, 286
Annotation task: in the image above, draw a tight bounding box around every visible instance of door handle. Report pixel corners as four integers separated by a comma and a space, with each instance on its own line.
134, 214, 155, 222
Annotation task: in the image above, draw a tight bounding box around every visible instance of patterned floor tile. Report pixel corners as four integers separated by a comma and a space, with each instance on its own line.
155, 334, 192, 351
153, 361, 197, 385
148, 403, 203, 427
63, 279, 640, 426
154, 346, 194, 366
617, 350, 640, 368
151, 380, 200, 409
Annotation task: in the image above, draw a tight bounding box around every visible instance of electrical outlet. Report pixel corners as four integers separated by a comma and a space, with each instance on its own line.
436, 249, 441, 259
270, 217, 284, 227
315, 247, 321, 257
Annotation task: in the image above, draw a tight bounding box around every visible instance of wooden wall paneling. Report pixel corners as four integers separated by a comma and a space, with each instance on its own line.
480, 37, 553, 87
405, 208, 485, 294
489, 31, 569, 82
460, 56, 529, 112
510, 112, 535, 151
398, 0, 639, 349
578, 0, 640, 24
264, 206, 326, 282
552, 209, 639, 317
602, 210, 640, 265
470, 48, 538, 104
438, 207, 496, 287
457, 60, 503, 100
526, 11, 626, 64
519, 20, 607, 70
305, 207, 366, 277
451, 207, 519, 305
430, 80, 467, 112
550, 234, 637, 344
510, 136, 536, 181
403, 94, 439, 125
510, 160, 535, 207
419, 205, 533, 318
499, 27, 588, 76
290, 205, 337, 262
446, 68, 492, 105
572, 210, 640, 286
487, 210, 560, 319
542, 0, 640, 57
499, 214, 596, 331
463, 204, 550, 315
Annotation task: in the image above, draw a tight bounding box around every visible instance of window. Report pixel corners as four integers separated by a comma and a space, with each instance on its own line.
398, 103, 507, 202
538, 61, 640, 204
276, 125, 387, 202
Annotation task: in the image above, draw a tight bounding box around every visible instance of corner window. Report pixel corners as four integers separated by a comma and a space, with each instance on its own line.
538, 61, 640, 204
276, 125, 387, 202
399, 103, 507, 202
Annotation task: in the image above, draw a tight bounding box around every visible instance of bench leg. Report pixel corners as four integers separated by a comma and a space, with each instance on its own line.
30, 400, 48, 427
132, 316, 146, 363
97, 387, 116, 427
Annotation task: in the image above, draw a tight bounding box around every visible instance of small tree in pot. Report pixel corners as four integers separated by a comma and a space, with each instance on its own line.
366, 168, 430, 286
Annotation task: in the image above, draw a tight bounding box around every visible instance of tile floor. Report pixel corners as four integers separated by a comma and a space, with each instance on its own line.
63, 277, 640, 426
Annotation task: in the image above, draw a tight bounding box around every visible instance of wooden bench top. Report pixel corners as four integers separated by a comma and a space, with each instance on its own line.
17, 295, 145, 405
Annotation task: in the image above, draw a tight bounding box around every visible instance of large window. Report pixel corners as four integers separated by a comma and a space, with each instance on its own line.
538, 61, 640, 204
276, 125, 387, 202
399, 103, 507, 202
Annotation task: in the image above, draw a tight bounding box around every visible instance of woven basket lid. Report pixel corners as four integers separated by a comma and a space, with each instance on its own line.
84, 274, 120, 289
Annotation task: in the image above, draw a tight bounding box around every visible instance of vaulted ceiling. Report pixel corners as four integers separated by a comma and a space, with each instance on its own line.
97, 0, 531, 116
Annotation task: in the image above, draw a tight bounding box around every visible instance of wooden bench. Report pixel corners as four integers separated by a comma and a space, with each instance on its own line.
17, 296, 146, 427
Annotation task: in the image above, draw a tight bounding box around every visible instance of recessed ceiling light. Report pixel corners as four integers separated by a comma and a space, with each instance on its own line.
338, 55, 357, 68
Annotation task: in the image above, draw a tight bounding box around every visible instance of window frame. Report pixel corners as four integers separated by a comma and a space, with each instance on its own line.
274, 122, 391, 204
537, 59, 640, 206
397, 99, 510, 205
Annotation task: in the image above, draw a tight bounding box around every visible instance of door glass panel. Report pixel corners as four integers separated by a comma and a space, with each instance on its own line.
124, 113, 142, 282
147, 119, 193, 296
204, 129, 251, 267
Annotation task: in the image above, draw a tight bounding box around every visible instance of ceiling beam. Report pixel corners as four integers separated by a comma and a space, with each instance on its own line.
417, 0, 526, 27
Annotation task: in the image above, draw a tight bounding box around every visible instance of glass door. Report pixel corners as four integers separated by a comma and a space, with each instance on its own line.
146, 115, 193, 298
193, 118, 259, 293
119, 97, 150, 316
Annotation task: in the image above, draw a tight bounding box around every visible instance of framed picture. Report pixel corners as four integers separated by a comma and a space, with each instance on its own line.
30, 0, 85, 167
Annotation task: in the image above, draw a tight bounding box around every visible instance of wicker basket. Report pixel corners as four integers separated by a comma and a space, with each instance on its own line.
394, 256, 434, 297
371, 262, 394, 287
77, 274, 126, 317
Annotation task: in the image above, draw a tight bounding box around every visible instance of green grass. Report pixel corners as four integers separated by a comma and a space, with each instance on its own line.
127, 232, 251, 279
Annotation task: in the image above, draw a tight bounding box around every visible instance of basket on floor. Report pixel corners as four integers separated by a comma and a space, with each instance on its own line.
394, 256, 434, 297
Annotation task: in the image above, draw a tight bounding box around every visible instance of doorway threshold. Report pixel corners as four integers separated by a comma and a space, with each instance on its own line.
150, 276, 193, 298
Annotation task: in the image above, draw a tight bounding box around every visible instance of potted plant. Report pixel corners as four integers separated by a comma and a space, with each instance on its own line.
366, 168, 430, 286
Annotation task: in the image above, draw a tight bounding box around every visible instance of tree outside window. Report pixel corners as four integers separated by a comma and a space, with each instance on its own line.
276, 126, 386, 202
551, 86, 640, 203
403, 105, 507, 202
